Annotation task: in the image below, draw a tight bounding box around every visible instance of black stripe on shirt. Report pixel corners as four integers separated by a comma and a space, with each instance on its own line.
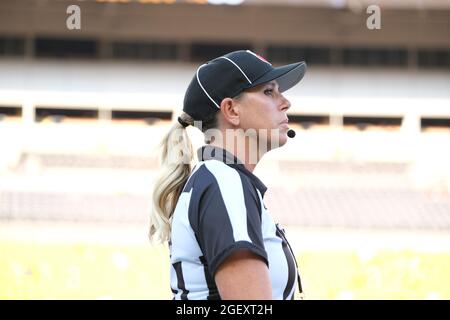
189, 165, 268, 277
276, 227, 296, 300
199, 255, 221, 300
172, 261, 189, 300
239, 172, 266, 258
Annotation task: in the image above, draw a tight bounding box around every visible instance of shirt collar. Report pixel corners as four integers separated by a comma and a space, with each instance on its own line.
197, 145, 268, 197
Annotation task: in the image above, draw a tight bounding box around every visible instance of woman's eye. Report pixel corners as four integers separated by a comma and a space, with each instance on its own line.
264, 89, 273, 95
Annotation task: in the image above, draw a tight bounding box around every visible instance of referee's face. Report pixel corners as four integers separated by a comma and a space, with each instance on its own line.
238, 80, 292, 149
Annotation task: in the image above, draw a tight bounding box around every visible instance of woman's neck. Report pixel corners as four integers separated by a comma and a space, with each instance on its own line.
209, 134, 264, 173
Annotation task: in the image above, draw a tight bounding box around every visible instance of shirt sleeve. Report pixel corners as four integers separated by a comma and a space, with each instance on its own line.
195, 174, 268, 277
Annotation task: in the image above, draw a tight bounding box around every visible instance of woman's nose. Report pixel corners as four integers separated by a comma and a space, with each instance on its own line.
280, 95, 291, 111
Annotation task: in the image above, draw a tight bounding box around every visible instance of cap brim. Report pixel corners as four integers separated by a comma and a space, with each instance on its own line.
248, 61, 307, 92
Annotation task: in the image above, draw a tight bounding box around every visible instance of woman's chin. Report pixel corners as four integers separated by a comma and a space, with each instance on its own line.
278, 127, 289, 146
268, 136, 288, 150
279, 135, 288, 147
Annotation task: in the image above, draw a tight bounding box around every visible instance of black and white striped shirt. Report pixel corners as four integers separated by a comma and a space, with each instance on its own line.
169, 145, 302, 300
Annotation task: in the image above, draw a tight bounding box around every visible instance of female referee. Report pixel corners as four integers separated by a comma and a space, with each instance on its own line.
149, 50, 306, 300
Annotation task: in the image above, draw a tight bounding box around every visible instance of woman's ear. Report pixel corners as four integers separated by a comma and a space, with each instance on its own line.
220, 97, 240, 127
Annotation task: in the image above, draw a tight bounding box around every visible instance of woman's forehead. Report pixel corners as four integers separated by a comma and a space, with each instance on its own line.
265, 81, 278, 87
244, 80, 279, 92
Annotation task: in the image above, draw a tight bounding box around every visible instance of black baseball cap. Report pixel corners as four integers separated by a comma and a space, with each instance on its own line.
183, 49, 306, 122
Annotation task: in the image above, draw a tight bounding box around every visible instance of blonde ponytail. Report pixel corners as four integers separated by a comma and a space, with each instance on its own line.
149, 113, 194, 244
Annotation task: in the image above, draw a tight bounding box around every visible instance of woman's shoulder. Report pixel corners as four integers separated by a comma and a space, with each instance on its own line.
190, 160, 258, 201
195, 159, 239, 177
189, 160, 243, 191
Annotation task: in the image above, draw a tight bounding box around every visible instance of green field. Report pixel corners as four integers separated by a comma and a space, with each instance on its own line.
1, 241, 449, 300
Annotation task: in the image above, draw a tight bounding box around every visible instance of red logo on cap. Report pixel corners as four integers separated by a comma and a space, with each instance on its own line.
246, 50, 272, 65
255, 54, 269, 63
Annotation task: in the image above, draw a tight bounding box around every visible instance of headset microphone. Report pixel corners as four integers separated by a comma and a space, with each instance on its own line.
287, 129, 296, 138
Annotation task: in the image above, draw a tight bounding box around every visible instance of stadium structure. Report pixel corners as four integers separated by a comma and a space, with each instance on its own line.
1, 0, 449, 228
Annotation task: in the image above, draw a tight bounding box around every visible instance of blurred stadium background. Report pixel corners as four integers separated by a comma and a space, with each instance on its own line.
0, 0, 449, 299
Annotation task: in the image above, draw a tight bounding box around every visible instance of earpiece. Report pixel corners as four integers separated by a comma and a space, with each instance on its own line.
287, 129, 296, 138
